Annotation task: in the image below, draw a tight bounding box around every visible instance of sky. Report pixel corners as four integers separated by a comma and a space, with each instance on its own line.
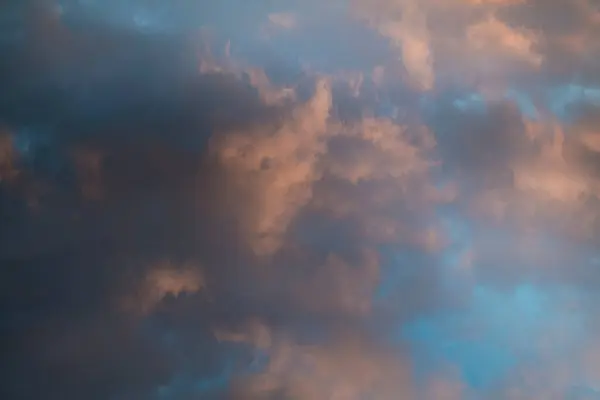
1, 0, 600, 399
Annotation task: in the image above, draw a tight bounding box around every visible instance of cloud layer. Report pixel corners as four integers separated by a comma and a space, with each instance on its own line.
1, 0, 600, 399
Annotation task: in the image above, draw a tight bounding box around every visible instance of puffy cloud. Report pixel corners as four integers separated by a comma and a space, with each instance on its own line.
221, 323, 414, 399
309, 117, 446, 251
3, 1, 600, 399
325, 117, 435, 184
466, 16, 543, 68
512, 125, 589, 204
125, 261, 206, 314
211, 78, 332, 255
352, 0, 434, 90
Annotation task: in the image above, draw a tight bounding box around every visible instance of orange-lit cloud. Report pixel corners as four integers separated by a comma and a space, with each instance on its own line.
125, 262, 206, 314
212, 79, 332, 255
4, 1, 600, 399
466, 16, 542, 68
221, 324, 414, 399
353, 0, 434, 90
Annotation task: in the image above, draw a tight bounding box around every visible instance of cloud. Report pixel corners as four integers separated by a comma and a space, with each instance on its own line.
466, 16, 543, 68
222, 323, 414, 399
325, 118, 435, 184
267, 12, 298, 30
211, 78, 332, 255
0, 130, 18, 183
352, 0, 434, 90
0, 20, 427, 397
512, 124, 589, 204
3, 1, 600, 399
124, 261, 206, 314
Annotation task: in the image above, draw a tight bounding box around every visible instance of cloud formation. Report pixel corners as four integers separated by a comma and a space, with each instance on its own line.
211, 78, 332, 255
1, 0, 600, 399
